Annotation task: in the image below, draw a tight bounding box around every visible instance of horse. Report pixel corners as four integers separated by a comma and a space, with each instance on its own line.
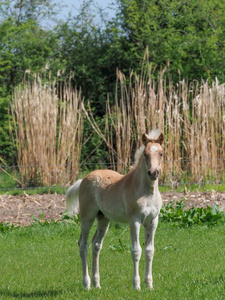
66, 129, 164, 290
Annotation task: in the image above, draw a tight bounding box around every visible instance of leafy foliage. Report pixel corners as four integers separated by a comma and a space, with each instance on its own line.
1, 0, 225, 171
0, 221, 20, 232
31, 210, 60, 226
62, 211, 81, 226
160, 200, 225, 227
0, 1, 63, 163
0, 0, 59, 25
116, 0, 225, 82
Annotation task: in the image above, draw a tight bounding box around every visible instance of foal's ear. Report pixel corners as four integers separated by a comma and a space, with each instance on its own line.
156, 133, 164, 145
142, 133, 150, 145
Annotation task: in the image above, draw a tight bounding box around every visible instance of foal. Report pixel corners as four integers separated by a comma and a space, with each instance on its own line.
66, 129, 164, 290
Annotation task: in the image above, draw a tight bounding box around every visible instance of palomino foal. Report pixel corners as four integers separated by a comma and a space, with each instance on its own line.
66, 129, 164, 290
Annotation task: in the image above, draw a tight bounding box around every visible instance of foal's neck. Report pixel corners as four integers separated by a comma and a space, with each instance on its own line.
132, 156, 159, 195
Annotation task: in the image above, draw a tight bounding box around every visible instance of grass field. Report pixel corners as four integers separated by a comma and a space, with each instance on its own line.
1, 221, 225, 300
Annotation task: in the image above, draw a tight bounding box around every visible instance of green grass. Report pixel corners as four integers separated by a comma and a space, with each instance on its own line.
1, 221, 225, 299
0, 171, 67, 195
0, 170, 17, 189
0, 186, 67, 195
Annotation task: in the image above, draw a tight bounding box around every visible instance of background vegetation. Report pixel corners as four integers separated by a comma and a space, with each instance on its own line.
1, 0, 225, 188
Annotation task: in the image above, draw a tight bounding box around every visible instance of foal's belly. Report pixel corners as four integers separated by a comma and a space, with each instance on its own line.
97, 194, 128, 223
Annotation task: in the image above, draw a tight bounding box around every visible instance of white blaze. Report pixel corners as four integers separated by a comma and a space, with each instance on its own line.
151, 145, 158, 154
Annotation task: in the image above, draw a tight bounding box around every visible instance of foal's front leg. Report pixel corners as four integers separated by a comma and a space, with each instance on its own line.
144, 216, 159, 289
130, 219, 142, 290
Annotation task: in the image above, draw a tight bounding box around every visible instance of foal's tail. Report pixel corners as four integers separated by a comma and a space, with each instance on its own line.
66, 179, 82, 217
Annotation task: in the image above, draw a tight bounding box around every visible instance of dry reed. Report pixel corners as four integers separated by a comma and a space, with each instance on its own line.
87, 50, 225, 183
11, 73, 83, 186
10, 52, 225, 185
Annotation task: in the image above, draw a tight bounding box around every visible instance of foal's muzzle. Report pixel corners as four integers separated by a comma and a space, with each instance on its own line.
148, 169, 159, 180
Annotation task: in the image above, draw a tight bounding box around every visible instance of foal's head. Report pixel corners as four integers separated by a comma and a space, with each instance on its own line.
142, 131, 164, 180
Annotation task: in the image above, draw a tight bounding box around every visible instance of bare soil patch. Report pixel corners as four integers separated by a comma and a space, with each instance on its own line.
0, 191, 225, 226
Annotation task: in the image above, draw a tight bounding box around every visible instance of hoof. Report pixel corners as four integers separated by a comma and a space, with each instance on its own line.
84, 284, 91, 290
95, 284, 101, 289
133, 276, 141, 290
145, 283, 154, 290
145, 278, 153, 290
92, 277, 101, 289
83, 277, 91, 290
133, 282, 141, 290
92, 281, 101, 289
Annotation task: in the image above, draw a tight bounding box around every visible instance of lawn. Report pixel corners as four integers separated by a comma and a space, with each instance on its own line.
0, 221, 225, 300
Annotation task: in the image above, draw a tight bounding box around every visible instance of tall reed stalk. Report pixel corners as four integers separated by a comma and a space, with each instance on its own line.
105, 69, 133, 173
11, 74, 83, 186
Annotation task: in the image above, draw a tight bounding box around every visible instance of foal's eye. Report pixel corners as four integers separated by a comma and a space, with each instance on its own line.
159, 153, 163, 157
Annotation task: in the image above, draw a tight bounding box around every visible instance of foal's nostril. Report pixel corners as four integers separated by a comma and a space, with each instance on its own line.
148, 169, 159, 179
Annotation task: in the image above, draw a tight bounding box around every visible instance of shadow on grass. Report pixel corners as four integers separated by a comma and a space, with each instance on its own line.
0, 288, 62, 298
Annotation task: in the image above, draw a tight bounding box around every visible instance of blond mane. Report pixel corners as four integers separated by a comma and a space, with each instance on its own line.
132, 129, 161, 169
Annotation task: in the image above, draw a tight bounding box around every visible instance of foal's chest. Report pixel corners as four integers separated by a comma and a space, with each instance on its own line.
139, 195, 162, 224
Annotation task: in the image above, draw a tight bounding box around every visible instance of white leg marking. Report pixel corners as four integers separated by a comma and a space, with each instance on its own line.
79, 220, 94, 289
130, 219, 142, 290
92, 215, 110, 288
144, 216, 159, 290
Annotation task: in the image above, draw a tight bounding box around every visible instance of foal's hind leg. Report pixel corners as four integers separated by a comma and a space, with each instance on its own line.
92, 212, 110, 288
79, 218, 95, 289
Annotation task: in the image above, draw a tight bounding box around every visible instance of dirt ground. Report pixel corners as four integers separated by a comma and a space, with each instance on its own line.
0, 191, 225, 226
